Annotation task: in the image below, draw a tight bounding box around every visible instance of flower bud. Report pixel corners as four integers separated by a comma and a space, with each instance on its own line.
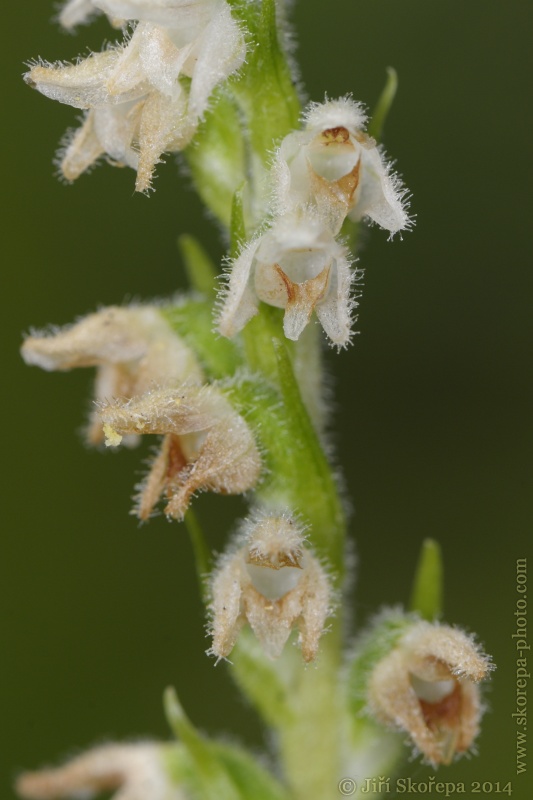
209, 510, 332, 662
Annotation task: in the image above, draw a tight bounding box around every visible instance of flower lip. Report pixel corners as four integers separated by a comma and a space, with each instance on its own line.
245, 562, 304, 602
409, 673, 456, 704
262, 252, 326, 287
306, 132, 360, 184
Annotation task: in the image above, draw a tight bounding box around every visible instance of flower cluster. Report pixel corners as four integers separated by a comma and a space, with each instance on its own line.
218, 97, 411, 347
26, 0, 246, 191
21, 302, 334, 660
21, 305, 203, 444
22, 303, 261, 520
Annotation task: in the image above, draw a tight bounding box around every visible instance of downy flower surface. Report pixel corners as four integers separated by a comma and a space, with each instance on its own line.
99, 384, 262, 520
21, 305, 202, 446
367, 621, 493, 765
209, 510, 332, 662
217, 211, 356, 346
273, 97, 411, 237
26, 0, 246, 191
16, 742, 185, 800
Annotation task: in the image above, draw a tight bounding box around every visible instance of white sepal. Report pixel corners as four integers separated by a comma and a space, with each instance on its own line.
59, 0, 103, 30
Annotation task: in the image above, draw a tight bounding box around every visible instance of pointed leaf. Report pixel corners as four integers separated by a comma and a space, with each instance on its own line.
164, 688, 241, 800
368, 67, 398, 141
164, 687, 291, 800
185, 87, 246, 228
230, 183, 247, 259
184, 509, 212, 603
178, 235, 217, 297
231, 629, 293, 729
409, 538, 443, 620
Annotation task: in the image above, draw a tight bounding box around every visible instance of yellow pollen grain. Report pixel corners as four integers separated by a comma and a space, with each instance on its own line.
103, 424, 122, 448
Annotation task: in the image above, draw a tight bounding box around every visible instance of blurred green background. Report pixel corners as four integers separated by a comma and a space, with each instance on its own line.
2, 0, 532, 797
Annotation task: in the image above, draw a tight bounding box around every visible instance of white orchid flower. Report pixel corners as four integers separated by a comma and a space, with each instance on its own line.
272, 96, 411, 236
100, 384, 262, 520
368, 621, 493, 765
209, 510, 332, 663
218, 211, 356, 347
26, 0, 246, 191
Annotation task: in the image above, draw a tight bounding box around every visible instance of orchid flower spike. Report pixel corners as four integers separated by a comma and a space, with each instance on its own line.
273, 96, 412, 237
368, 620, 494, 765
99, 384, 262, 520
209, 510, 333, 662
26, 0, 246, 191
218, 210, 357, 347
21, 305, 202, 446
